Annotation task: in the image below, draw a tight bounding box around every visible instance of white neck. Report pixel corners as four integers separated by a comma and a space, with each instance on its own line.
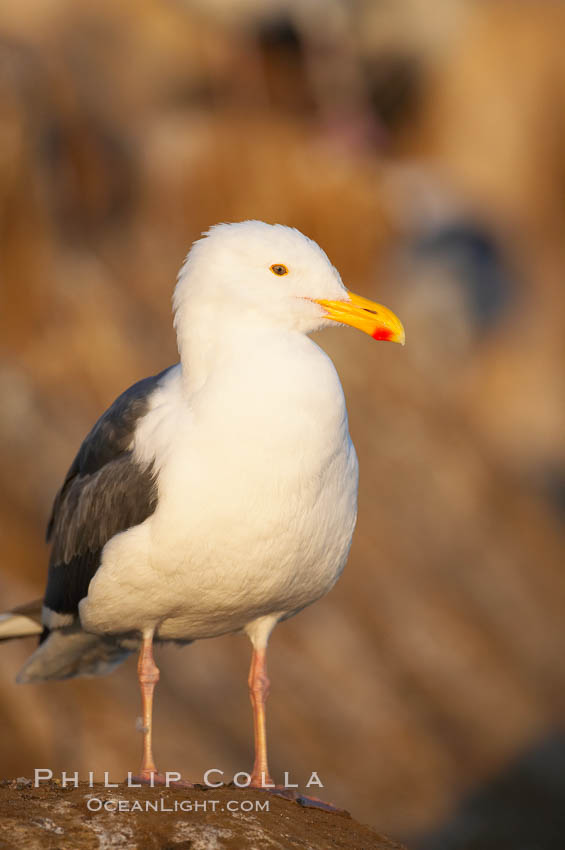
175, 301, 315, 398
174, 305, 347, 447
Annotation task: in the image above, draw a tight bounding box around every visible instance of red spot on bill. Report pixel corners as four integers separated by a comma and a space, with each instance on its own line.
372, 327, 394, 341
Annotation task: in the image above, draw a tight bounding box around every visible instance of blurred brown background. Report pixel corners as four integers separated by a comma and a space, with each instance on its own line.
1, 1, 565, 847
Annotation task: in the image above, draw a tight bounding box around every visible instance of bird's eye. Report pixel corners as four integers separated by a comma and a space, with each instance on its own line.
270, 264, 288, 276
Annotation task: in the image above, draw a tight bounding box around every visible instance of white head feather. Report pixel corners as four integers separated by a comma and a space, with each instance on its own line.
173, 221, 348, 354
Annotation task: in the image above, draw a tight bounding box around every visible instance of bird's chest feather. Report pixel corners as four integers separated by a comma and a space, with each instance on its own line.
150, 343, 358, 607
85, 341, 358, 638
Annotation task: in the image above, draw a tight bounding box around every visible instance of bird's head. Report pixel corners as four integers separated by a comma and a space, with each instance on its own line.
173, 220, 405, 345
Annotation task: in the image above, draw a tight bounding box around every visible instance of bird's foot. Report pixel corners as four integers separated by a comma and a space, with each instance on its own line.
128, 771, 194, 788
250, 784, 346, 813
248, 771, 276, 791
168, 778, 194, 788
129, 771, 168, 786
293, 793, 348, 814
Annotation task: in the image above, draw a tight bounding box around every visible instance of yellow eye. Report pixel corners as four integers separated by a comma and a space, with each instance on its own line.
270, 263, 288, 276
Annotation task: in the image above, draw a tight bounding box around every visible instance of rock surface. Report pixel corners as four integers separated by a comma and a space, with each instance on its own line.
0, 780, 406, 850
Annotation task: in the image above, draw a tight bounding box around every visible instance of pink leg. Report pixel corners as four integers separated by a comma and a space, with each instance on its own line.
248, 647, 274, 788
247, 643, 343, 811
129, 631, 193, 787
137, 630, 160, 781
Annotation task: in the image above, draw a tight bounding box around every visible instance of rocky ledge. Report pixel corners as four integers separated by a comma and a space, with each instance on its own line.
0, 779, 406, 849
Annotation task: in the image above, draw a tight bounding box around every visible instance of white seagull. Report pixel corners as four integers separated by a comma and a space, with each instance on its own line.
0, 221, 404, 789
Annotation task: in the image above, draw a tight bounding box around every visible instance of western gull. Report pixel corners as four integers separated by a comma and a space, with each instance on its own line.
0, 221, 404, 788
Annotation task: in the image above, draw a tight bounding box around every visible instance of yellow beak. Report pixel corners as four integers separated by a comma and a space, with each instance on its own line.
314, 291, 405, 344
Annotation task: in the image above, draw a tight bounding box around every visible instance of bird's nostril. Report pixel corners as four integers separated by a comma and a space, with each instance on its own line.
363, 308, 378, 315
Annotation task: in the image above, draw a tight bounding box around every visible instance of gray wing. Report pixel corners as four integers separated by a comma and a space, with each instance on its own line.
42, 365, 174, 630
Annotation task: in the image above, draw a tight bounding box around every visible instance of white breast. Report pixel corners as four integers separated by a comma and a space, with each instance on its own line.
80, 333, 358, 641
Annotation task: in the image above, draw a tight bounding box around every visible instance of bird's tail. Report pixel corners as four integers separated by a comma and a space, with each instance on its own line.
0, 600, 43, 641
1, 600, 132, 682
16, 628, 133, 683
